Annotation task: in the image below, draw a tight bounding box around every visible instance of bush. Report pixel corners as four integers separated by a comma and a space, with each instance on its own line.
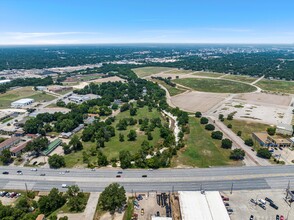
205, 124, 215, 131
244, 138, 254, 146
200, 117, 209, 124
237, 131, 242, 136
227, 114, 234, 120
227, 124, 232, 129
48, 154, 65, 169
211, 131, 223, 140
221, 138, 233, 149
218, 114, 224, 121
257, 148, 271, 159
195, 112, 202, 118
230, 149, 245, 160
267, 127, 276, 136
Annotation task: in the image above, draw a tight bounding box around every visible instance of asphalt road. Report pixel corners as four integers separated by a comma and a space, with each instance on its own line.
0, 166, 293, 192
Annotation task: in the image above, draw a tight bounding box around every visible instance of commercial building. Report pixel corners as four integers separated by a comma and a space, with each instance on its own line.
42, 139, 62, 156
10, 140, 31, 157
252, 132, 292, 148
11, 98, 34, 108
0, 137, 21, 154
179, 191, 230, 220
276, 123, 293, 136
0, 79, 11, 85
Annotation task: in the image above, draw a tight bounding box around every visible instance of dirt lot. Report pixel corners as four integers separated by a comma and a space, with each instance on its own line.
72, 76, 125, 89
171, 91, 228, 113
235, 93, 293, 107
0, 195, 18, 205
221, 189, 293, 220
272, 147, 294, 165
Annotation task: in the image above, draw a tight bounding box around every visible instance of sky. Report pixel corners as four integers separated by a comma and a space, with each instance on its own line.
0, 0, 294, 45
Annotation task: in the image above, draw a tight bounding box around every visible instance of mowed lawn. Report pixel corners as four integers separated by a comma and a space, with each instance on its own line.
132, 67, 174, 77
174, 78, 257, 93
192, 71, 224, 78
0, 87, 55, 109
151, 79, 186, 96
256, 79, 294, 94
223, 119, 269, 147
223, 74, 257, 83
172, 118, 238, 168
64, 106, 164, 167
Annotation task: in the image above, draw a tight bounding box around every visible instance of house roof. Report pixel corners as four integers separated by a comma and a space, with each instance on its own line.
0, 137, 20, 149
10, 141, 31, 153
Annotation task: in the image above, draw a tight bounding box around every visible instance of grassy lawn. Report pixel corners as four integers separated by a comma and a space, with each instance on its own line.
223, 74, 257, 83
192, 71, 224, 78
64, 106, 165, 167
55, 88, 73, 95
174, 78, 256, 93
79, 75, 102, 81
256, 79, 294, 94
151, 79, 186, 96
0, 87, 55, 109
1, 117, 13, 124
172, 118, 238, 168
132, 67, 174, 77
223, 119, 269, 148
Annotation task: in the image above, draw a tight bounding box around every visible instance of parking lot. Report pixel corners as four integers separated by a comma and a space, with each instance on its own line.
0, 191, 21, 205
272, 147, 294, 165
221, 189, 293, 220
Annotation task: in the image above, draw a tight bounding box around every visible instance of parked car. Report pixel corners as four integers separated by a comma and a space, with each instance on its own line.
227, 208, 233, 213
279, 147, 283, 150
224, 202, 230, 206
223, 197, 229, 201
2, 171, 9, 175
156, 211, 160, 216
265, 197, 273, 203
276, 215, 280, 220
269, 202, 278, 210
141, 208, 144, 216
250, 198, 257, 205
137, 194, 143, 200
258, 199, 266, 205
250, 215, 254, 220
258, 203, 266, 210
280, 215, 284, 220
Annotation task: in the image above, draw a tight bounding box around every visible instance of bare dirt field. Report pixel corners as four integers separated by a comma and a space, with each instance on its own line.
72, 76, 125, 89
171, 91, 228, 113
235, 93, 293, 107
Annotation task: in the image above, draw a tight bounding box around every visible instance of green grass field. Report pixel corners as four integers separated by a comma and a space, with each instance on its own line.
0, 87, 55, 109
256, 79, 294, 94
223, 74, 257, 83
172, 118, 238, 168
192, 71, 224, 78
223, 119, 269, 148
151, 79, 186, 96
64, 106, 164, 167
132, 67, 174, 77
173, 78, 257, 93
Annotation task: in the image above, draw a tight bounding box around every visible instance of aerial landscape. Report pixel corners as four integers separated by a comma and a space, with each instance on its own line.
1, 0, 294, 220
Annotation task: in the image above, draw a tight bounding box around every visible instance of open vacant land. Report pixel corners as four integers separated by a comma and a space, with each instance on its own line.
172, 118, 238, 168
132, 67, 174, 77
235, 93, 292, 106
192, 71, 224, 78
222, 74, 257, 83
174, 78, 257, 93
171, 91, 228, 112
256, 79, 294, 94
151, 79, 186, 96
0, 87, 55, 109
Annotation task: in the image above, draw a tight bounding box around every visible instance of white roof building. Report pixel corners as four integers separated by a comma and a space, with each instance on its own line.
11, 98, 34, 108
0, 79, 11, 85
179, 191, 230, 220
276, 123, 293, 136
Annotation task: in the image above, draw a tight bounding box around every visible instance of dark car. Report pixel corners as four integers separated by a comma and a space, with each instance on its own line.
40, 173, 46, 176
258, 203, 266, 210
276, 215, 280, 220
269, 202, 278, 210
2, 171, 9, 175
142, 175, 147, 178
116, 175, 121, 178
224, 202, 230, 206
117, 171, 123, 174
250, 215, 254, 220
265, 197, 273, 203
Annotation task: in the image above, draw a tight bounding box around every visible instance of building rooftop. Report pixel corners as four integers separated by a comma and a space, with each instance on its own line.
0, 137, 20, 149
10, 141, 31, 153
277, 123, 293, 132
11, 98, 34, 105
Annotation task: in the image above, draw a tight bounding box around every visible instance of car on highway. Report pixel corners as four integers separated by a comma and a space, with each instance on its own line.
142, 175, 147, 178
65, 170, 70, 173
16, 170, 23, 175
59, 172, 65, 175
250, 215, 254, 220
40, 173, 46, 176
2, 171, 9, 175
117, 171, 123, 174
30, 168, 37, 171
61, 184, 68, 188
116, 175, 121, 178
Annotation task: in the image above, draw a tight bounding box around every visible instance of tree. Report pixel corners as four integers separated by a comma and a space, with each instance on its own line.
200, 117, 209, 124
237, 131, 242, 136
98, 183, 126, 214
221, 138, 233, 149
211, 131, 223, 140
227, 114, 234, 120
267, 127, 276, 136
38, 188, 66, 215
218, 114, 224, 121
205, 124, 215, 131
15, 197, 30, 212
127, 130, 137, 141
244, 138, 254, 146
48, 154, 66, 168
257, 148, 271, 159
130, 108, 137, 116
195, 111, 202, 118
65, 185, 87, 212
25, 136, 49, 156
119, 150, 132, 169
23, 118, 43, 134
62, 144, 71, 154
0, 149, 12, 164
69, 135, 83, 151
230, 149, 245, 160
119, 133, 124, 142
97, 151, 108, 166
227, 124, 232, 129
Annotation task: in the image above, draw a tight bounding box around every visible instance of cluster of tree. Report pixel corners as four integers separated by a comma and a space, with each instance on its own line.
151, 76, 176, 87
25, 136, 49, 156
48, 154, 66, 169
257, 148, 272, 159
0, 76, 53, 94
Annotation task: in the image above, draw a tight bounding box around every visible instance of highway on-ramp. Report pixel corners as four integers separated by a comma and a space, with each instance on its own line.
0, 166, 293, 192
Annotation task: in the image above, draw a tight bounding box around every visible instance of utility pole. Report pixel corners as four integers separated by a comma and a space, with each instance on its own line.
25, 183, 28, 198
230, 183, 234, 194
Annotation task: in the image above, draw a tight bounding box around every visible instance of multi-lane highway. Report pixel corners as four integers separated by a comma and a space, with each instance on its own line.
0, 166, 293, 192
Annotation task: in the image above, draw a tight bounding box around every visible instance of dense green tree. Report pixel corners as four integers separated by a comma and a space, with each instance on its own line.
48, 154, 66, 168
221, 138, 233, 149
218, 114, 224, 121
257, 148, 271, 159
267, 127, 276, 136
211, 131, 223, 140
97, 151, 108, 166
38, 188, 65, 216
25, 137, 49, 156
69, 135, 83, 151
0, 149, 12, 164
244, 138, 254, 146
195, 111, 202, 118
98, 183, 126, 214
23, 118, 43, 134
119, 133, 124, 142
119, 150, 132, 169
237, 131, 242, 136
65, 185, 87, 212
205, 124, 215, 131
230, 149, 245, 160
127, 130, 137, 141
200, 117, 209, 124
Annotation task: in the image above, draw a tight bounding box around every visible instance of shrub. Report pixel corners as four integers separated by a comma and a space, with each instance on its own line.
227, 124, 232, 129
195, 112, 202, 118
200, 117, 209, 124
230, 149, 245, 160
237, 131, 242, 136
257, 148, 271, 159
267, 127, 276, 136
244, 138, 254, 146
221, 138, 233, 149
211, 131, 223, 140
205, 124, 215, 131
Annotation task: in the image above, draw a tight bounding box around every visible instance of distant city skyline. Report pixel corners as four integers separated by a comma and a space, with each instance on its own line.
0, 0, 294, 45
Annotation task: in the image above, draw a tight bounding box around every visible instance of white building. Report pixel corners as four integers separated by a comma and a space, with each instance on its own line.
0, 79, 11, 85
11, 98, 34, 108
179, 191, 230, 220
276, 123, 293, 136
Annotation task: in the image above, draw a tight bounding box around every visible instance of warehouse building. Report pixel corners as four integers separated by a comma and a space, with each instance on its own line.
11, 98, 34, 108
0, 79, 11, 85
276, 123, 293, 136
